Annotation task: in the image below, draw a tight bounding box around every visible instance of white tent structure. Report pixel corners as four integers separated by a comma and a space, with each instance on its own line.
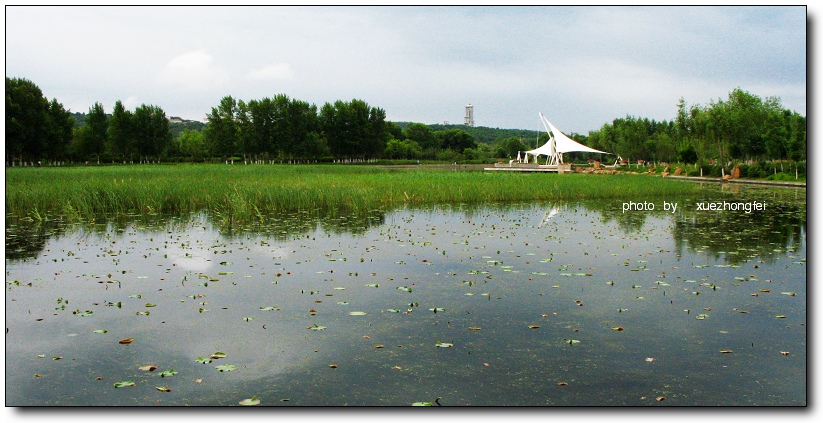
523, 113, 611, 165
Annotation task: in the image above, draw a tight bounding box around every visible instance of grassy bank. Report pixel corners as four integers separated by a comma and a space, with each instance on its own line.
6, 164, 703, 223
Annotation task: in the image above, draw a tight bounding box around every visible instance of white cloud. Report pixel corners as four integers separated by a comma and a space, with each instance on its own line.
248, 63, 294, 80
158, 49, 228, 92
122, 96, 140, 111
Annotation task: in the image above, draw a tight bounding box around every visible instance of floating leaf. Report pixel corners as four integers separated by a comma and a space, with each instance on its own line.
118, 338, 134, 345
412, 398, 442, 406
563, 339, 580, 345
145, 303, 157, 307
611, 326, 624, 331
781, 292, 797, 296
308, 324, 327, 331
156, 386, 172, 392
242, 317, 253, 321
239, 395, 260, 406
93, 329, 107, 334
719, 349, 734, 354
396, 286, 412, 293
348, 311, 367, 316
114, 381, 135, 388
159, 369, 177, 378
435, 341, 453, 348
195, 356, 212, 364
366, 283, 379, 288
775, 314, 787, 318
215, 364, 237, 372
468, 326, 481, 331
139, 365, 157, 372
386, 308, 401, 313
527, 325, 541, 329
695, 314, 709, 320
259, 306, 280, 311
209, 352, 227, 359
429, 307, 445, 313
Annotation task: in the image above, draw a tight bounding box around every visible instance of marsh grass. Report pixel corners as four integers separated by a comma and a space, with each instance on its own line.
5, 164, 701, 223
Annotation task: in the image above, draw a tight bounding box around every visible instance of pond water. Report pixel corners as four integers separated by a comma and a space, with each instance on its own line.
5, 184, 806, 406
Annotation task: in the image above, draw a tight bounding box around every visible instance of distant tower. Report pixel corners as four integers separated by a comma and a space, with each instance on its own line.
464, 103, 475, 127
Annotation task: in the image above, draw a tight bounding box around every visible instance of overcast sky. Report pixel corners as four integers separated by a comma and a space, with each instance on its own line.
5, 5, 807, 134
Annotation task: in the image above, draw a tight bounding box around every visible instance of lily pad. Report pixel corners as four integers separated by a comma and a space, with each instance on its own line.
114, 380, 135, 388
196, 356, 212, 364
259, 306, 280, 311
159, 369, 177, 378
239, 395, 260, 406
215, 364, 237, 372
348, 311, 367, 316
435, 341, 453, 348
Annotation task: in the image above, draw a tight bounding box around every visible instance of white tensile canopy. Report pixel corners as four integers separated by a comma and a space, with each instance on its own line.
524, 113, 610, 165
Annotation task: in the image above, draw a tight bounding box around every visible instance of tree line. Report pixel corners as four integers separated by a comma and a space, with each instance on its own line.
584, 88, 806, 165
5, 77, 805, 166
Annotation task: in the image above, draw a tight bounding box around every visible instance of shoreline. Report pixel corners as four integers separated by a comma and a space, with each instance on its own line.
665, 175, 806, 188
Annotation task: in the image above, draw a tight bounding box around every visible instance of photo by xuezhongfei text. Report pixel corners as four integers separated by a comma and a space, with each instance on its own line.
695, 200, 767, 213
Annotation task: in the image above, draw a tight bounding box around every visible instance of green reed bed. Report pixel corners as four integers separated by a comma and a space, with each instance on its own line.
6, 164, 700, 223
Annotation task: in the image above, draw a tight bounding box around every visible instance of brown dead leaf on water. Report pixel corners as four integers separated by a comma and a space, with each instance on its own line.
118, 338, 134, 344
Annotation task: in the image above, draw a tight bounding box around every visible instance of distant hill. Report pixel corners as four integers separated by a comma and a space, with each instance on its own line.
393, 122, 540, 146
71, 112, 206, 138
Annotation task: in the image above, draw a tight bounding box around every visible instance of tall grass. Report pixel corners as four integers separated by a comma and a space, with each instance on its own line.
5, 164, 701, 223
